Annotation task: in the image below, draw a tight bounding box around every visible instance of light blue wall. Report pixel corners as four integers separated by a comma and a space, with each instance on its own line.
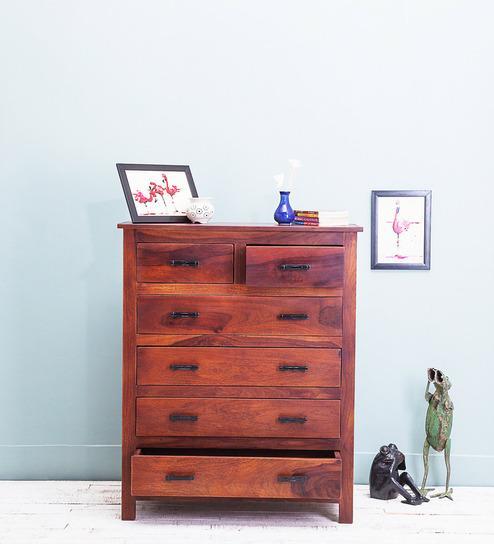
1, 0, 493, 485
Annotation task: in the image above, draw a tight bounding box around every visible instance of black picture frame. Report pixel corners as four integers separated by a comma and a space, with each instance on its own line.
371, 190, 431, 270
116, 163, 198, 223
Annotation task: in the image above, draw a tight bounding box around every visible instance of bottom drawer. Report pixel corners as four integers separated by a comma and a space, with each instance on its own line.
131, 449, 341, 500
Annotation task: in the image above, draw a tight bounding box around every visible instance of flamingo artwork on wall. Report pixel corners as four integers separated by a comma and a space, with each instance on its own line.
371, 190, 431, 270
390, 200, 420, 259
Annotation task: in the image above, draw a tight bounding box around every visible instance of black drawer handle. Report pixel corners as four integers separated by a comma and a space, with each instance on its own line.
278, 416, 307, 424
170, 260, 199, 267
279, 264, 311, 271
277, 474, 308, 483
278, 313, 308, 320
170, 364, 199, 371
165, 474, 195, 481
278, 365, 308, 372
169, 414, 198, 422
169, 311, 200, 319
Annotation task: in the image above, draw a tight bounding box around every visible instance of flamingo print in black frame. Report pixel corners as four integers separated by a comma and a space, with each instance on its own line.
117, 163, 198, 223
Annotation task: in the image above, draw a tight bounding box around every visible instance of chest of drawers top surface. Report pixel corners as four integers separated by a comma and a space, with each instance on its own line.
118, 222, 361, 246
118, 222, 362, 230
119, 222, 361, 524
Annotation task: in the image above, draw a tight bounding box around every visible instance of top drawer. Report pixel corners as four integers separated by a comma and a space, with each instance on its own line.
246, 246, 344, 288
137, 243, 234, 283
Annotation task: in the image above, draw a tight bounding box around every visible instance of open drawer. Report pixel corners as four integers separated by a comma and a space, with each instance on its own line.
131, 448, 341, 500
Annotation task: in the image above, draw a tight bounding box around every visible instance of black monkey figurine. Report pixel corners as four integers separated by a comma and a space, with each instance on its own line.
369, 444, 429, 505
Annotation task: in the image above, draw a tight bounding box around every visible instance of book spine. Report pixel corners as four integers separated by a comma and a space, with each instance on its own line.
294, 212, 319, 218
293, 220, 319, 226
294, 210, 318, 216
294, 216, 319, 223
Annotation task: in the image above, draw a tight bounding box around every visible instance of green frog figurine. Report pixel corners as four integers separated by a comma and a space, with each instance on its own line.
420, 368, 454, 500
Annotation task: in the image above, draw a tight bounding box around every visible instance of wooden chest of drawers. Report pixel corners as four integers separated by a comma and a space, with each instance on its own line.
118, 223, 362, 523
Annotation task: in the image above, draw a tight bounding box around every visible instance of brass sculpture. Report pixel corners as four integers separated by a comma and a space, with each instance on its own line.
420, 368, 454, 500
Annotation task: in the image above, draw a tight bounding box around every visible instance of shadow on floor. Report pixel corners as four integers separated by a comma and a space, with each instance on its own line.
136, 499, 340, 526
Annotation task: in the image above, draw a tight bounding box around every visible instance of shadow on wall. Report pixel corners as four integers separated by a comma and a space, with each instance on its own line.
83, 199, 125, 452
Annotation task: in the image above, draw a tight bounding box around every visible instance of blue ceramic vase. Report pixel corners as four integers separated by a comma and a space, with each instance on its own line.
274, 191, 295, 225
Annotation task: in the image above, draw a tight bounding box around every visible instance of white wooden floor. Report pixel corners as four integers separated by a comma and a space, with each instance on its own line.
0, 482, 493, 544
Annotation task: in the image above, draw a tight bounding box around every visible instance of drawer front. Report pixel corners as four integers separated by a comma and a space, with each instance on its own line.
131, 453, 341, 499
136, 398, 340, 438
137, 296, 342, 336
137, 347, 341, 387
137, 243, 234, 283
246, 246, 344, 288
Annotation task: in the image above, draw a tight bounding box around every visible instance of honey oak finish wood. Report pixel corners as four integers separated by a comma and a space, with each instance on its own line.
137, 283, 343, 297
137, 347, 341, 387
135, 333, 343, 348
339, 231, 358, 523
137, 243, 234, 283
135, 385, 340, 400
121, 229, 137, 521
246, 246, 344, 288
136, 398, 341, 438
119, 223, 361, 523
131, 452, 342, 499
137, 295, 343, 336
133, 437, 342, 450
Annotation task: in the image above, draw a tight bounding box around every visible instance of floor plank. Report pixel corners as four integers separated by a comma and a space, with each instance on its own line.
0, 482, 492, 544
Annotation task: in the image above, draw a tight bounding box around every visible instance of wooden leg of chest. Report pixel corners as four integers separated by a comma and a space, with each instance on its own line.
338, 449, 354, 523
338, 232, 357, 524
122, 229, 137, 520
121, 455, 136, 521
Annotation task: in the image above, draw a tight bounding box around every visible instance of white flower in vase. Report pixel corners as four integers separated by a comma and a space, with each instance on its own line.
286, 159, 302, 191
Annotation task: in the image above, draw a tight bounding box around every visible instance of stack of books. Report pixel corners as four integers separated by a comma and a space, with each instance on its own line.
293, 210, 349, 226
